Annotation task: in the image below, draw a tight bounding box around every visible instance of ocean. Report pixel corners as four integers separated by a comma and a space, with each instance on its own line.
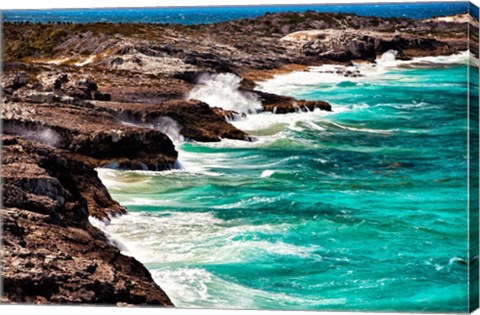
1, 2, 472, 24
94, 51, 477, 311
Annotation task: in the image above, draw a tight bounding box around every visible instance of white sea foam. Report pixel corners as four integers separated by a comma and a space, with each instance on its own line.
231, 109, 332, 134
327, 121, 395, 134
173, 149, 229, 176
92, 50, 471, 309
119, 197, 175, 207
369, 50, 470, 70
151, 266, 346, 309
257, 50, 471, 96
151, 268, 213, 305
378, 101, 438, 111
375, 49, 399, 67
470, 53, 480, 67
212, 195, 286, 210
88, 216, 129, 252
260, 170, 275, 178
96, 211, 318, 265
96, 168, 153, 190
188, 73, 263, 114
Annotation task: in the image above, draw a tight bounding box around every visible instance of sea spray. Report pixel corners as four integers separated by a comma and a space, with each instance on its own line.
152, 116, 184, 144
375, 49, 399, 68
188, 73, 262, 114
4, 124, 62, 148
88, 216, 129, 252
375, 50, 470, 69
29, 128, 62, 147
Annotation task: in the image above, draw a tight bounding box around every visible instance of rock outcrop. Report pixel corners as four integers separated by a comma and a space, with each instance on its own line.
1, 136, 173, 305
253, 90, 332, 113
282, 29, 455, 61
93, 99, 251, 142
3, 11, 474, 76
2, 101, 178, 171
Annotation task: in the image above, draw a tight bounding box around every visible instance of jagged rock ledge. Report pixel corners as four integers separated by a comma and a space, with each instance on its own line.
1, 136, 173, 305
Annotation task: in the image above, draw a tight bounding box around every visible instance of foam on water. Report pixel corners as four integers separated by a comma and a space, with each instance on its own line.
257, 51, 471, 97
231, 108, 331, 133
95, 51, 474, 311
327, 121, 396, 134
96, 168, 154, 190
100, 211, 318, 265
260, 170, 275, 178
151, 267, 347, 309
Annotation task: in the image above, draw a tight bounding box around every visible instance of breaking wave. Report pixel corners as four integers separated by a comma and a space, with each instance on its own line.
188, 73, 263, 114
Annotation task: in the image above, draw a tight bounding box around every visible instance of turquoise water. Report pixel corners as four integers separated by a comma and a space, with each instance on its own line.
97, 54, 475, 311
2, 2, 471, 24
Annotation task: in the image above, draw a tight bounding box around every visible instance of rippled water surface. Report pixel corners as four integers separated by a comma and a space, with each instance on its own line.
96, 53, 476, 311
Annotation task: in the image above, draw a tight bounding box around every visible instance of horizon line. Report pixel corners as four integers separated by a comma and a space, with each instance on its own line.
0, 0, 469, 11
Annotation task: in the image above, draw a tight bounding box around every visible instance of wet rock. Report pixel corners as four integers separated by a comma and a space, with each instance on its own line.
211, 107, 246, 121
252, 90, 332, 113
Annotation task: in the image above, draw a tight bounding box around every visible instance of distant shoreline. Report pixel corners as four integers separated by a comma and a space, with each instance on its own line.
1, 2, 471, 24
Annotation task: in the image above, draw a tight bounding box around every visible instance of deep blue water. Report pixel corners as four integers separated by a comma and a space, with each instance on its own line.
1, 2, 470, 24
96, 53, 476, 311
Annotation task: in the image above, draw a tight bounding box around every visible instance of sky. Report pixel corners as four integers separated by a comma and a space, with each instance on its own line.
0, 0, 474, 10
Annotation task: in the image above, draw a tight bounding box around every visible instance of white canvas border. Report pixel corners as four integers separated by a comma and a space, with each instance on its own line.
0, 1, 478, 315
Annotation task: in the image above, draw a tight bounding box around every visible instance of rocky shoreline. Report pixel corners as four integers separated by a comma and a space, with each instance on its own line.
1, 136, 172, 305
1, 11, 477, 305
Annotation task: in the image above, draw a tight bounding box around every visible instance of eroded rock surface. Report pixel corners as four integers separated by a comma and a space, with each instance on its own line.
2, 100, 178, 171
1, 136, 173, 306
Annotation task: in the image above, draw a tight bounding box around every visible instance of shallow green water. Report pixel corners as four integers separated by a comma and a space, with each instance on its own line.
97, 55, 476, 311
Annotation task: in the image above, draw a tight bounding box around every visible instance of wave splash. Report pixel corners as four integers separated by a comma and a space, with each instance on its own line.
188, 73, 263, 114
376, 50, 471, 69
153, 116, 184, 144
